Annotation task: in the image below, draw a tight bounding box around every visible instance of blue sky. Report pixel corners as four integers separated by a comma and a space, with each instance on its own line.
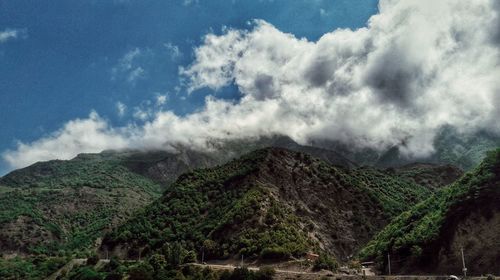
0, 0, 378, 174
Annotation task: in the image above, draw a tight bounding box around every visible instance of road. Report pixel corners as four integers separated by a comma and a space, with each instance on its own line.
188, 263, 331, 277
47, 258, 491, 280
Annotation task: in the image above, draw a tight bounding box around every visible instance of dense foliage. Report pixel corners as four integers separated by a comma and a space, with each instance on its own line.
344, 166, 432, 217
0, 154, 161, 194
0, 256, 67, 280
313, 253, 338, 271
0, 154, 162, 256
104, 147, 440, 264
103, 149, 315, 261
360, 149, 500, 265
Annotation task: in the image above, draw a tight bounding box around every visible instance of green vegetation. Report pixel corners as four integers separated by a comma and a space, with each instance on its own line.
104, 147, 443, 264
0, 154, 162, 256
313, 253, 338, 271
345, 166, 432, 216
104, 149, 315, 261
360, 149, 500, 264
0, 154, 161, 195
0, 256, 67, 280
0, 145, 471, 279
48, 253, 277, 280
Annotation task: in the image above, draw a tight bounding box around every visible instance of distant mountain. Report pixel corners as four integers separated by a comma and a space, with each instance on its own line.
360, 148, 500, 275
116, 135, 356, 186
312, 127, 500, 171
389, 163, 463, 191
101, 148, 447, 262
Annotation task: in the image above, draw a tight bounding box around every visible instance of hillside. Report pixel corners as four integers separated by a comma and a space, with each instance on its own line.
0, 136, 355, 256
101, 148, 438, 262
389, 163, 463, 191
360, 149, 500, 275
0, 155, 163, 257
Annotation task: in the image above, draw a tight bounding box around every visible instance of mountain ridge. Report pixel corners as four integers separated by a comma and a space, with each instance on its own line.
360, 149, 500, 275
101, 147, 450, 262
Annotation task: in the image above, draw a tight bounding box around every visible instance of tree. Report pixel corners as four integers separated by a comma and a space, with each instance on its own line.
203, 239, 218, 259
148, 254, 167, 272
229, 267, 253, 280
183, 250, 197, 264
128, 262, 154, 280
71, 267, 102, 280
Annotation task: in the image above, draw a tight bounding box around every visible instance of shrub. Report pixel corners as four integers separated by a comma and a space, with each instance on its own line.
260, 247, 291, 260
313, 254, 338, 272
128, 262, 154, 280
183, 250, 197, 264
104, 272, 122, 280
229, 267, 254, 280
148, 254, 167, 272
71, 267, 102, 280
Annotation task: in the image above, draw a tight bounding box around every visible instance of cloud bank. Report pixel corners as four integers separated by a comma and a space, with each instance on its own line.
3, 0, 500, 170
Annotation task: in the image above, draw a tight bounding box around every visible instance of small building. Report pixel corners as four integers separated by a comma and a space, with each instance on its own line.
361, 261, 376, 276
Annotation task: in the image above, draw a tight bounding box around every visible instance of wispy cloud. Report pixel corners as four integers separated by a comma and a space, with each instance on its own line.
126, 67, 145, 84
111, 48, 147, 85
164, 42, 182, 60
0, 28, 27, 43
183, 0, 199, 6
116, 102, 127, 117
155, 94, 168, 106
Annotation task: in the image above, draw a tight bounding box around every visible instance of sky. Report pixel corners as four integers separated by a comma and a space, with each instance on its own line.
1, 0, 499, 175
0, 0, 378, 174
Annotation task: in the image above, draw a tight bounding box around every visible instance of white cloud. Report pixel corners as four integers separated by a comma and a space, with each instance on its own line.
0, 28, 27, 43
155, 94, 168, 106
2, 112, 129, 169
3, 0, 500, 170
181, 0, 500, 156
133, 107, 151, 121
116, 102, 127, 117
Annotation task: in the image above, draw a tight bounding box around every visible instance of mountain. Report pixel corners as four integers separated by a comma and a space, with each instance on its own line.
0, 136, 358, 259
388, 163, 463, 191
360, 148, 500, 275
116, 135, 356, 186
0, 142, 468, 279
101, 148, 443, 262
312, 127, 500, 171
0, 154, 163, 257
